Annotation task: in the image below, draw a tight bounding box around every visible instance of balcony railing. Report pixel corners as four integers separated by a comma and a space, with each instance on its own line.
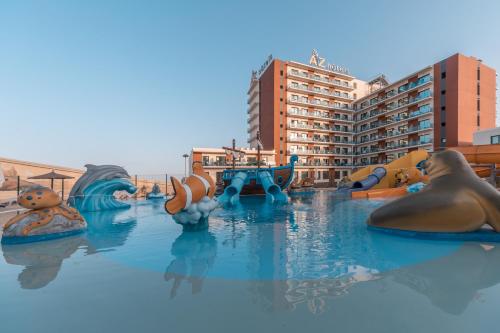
356, 76, 433, 112
354, 106, 433, 135
287, 98, 355, 111
288, 84, 354, 101
287, 110, 354, 122
287, 123, 351, 133
288, 149, 353, 155
287, 71, 354, 89
202, 161, 273, 167
287, 136, 355, 145
296, 161, 350, 167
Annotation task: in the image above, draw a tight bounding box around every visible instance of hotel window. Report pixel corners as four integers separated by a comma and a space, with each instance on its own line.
342, 93, 349, 98
291, 82, 298, 88
441, 72, 446, 79
314, 86, 320, 92
301, 96, 308, 103
398, 84, 407, 93
334, 79, 340, 85
322, 171, 329, 179
477, 84, 480, 95
301, 83, 308, 90
477, 99, 480, 111
291, 69, 298, 74
313, 74, 320, 79
291, 94, 298, 101
491, 135, 500, 144
477, 68, 481, 80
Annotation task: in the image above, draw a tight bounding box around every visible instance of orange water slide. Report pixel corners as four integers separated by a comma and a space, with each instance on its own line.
352, 186, 408, 199
449, 145, 500, 164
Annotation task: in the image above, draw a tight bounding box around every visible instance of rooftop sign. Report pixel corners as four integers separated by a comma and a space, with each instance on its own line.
309, 49, 349, 75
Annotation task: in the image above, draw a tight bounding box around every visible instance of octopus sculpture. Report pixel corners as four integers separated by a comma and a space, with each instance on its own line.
2, 186, 87, 243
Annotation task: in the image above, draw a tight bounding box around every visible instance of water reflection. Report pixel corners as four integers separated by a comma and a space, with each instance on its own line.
164, 231, 217, 298
1, 204, 141, 289
1, 236, 86, 289
83, 205, 139, 254
386, 243, 500, 315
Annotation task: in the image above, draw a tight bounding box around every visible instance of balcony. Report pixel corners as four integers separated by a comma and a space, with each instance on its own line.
287, 123, 351, 133
385, 124, 433, 139
247, 113, 258, 122
202, 161, 273, 168
287, 84, 354, 101
356, 76, 433, 112
287, 98, 355, 112
247, 123, 258, 133
288, 149, 353, 156
354, 106, 433, 135
287, 71, 355, 90
356, 96, 433, 127
384, 139, 433, 152
287, 110, 353, 122
287, 136, 354, 145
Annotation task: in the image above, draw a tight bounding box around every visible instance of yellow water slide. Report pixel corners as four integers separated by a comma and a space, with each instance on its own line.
349, 150, 429, 190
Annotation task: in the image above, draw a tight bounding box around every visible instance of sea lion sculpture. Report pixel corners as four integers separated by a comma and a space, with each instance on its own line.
2, 186, 87, 243
367, 150, 500, 233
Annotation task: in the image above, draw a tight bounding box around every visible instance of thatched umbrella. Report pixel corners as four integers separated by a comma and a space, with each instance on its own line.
29, 170, 74, 199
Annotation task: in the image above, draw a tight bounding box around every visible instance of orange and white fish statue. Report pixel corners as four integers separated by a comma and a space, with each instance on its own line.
165, 162, 218, 229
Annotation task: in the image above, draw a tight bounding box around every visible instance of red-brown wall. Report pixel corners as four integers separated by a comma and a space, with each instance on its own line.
259, 59, 286, 165
433, 53, 496, 149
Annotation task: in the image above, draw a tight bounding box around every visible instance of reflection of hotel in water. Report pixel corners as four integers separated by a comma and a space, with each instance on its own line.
248, 51, 496, 186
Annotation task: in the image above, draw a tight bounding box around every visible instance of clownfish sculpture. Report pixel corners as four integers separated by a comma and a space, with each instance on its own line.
165, 162, 216, 215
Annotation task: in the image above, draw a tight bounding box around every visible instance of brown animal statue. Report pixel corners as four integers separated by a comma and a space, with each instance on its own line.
367, 150, 500, 232
3, 186, 86, 240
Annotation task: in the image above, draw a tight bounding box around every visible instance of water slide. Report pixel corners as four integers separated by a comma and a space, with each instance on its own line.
349, 167, 387, 191
257, 171, 288, 203
450, 145, 500, 164
340, 150, 429, 193
217, 172, 247, 205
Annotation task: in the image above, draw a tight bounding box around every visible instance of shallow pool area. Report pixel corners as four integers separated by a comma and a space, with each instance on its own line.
2, 190, 500, 333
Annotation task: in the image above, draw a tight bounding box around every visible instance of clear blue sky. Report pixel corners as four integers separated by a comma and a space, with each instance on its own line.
1, 0, 499, 175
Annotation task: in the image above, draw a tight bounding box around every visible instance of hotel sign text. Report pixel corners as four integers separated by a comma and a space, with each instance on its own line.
309, 49, 349, 75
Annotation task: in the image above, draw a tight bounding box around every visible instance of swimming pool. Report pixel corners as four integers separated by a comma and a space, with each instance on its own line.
1, 190, 500, 332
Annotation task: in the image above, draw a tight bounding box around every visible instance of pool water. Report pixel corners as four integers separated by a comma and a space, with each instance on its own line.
1, 190, 500, 332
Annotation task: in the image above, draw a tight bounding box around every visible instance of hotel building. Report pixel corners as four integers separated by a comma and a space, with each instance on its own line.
248, 51, 497, 186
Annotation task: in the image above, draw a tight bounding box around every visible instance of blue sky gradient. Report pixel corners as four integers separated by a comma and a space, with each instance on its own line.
1, 0, 499, 174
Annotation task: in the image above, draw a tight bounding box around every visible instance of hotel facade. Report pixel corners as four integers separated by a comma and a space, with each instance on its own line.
248, 51, 497, 186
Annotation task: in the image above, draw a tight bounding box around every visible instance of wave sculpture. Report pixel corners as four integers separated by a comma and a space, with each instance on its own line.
68, 164, 137, 212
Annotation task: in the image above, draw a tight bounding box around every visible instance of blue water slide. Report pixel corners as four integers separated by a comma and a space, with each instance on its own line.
217, 172, 248, 205
350, 167, 387, 191
258, 171, 288, 203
